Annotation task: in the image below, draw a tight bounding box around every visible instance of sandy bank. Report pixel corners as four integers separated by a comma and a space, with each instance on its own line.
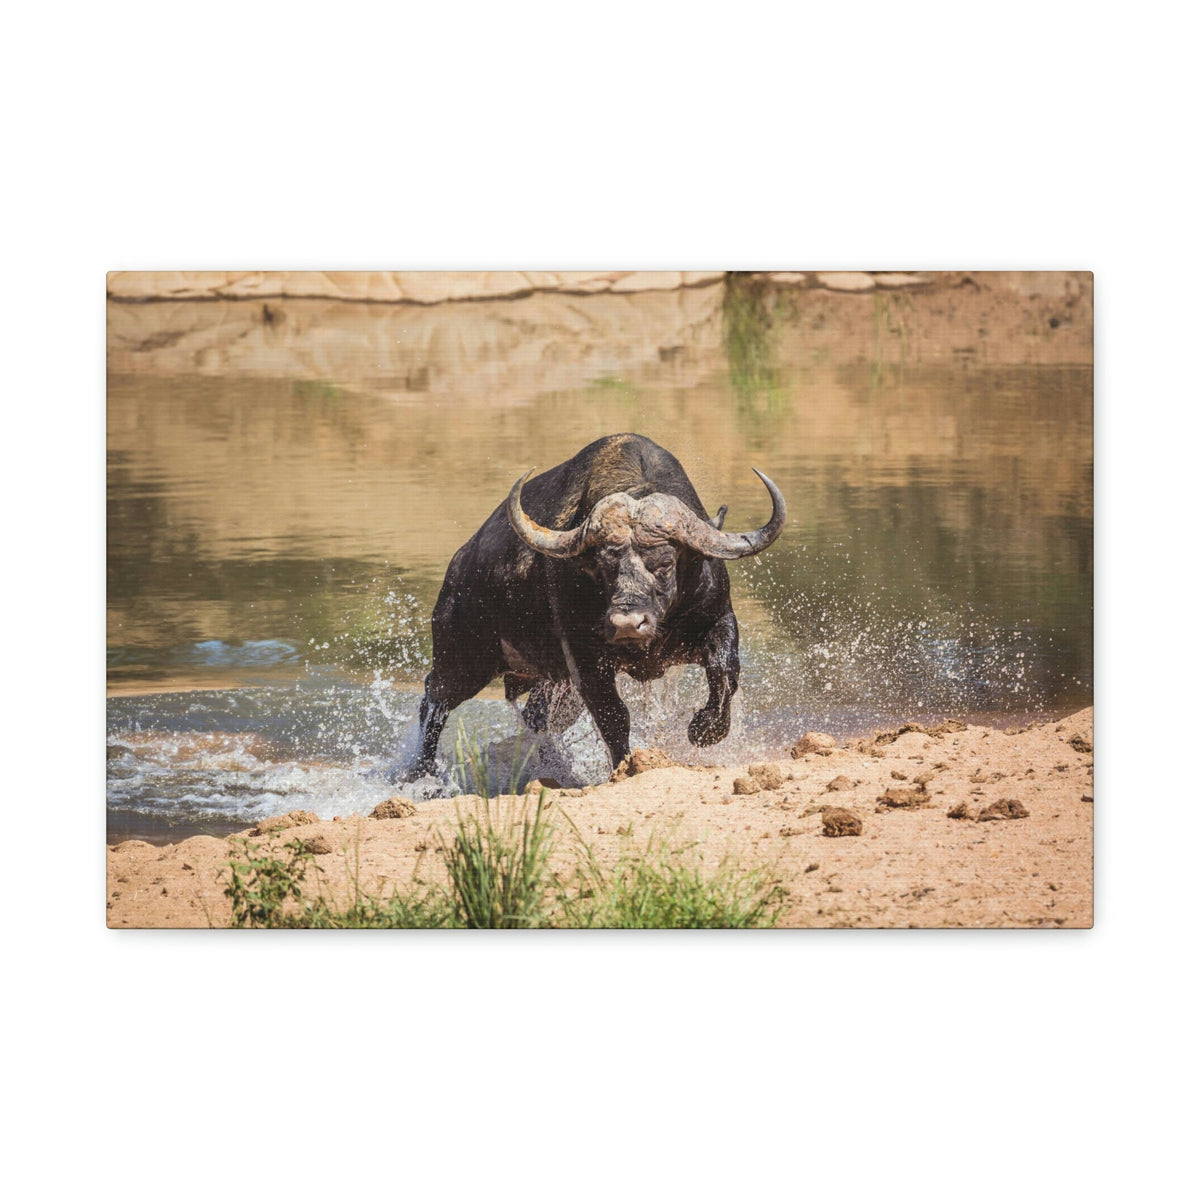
106, 708, 1093, 930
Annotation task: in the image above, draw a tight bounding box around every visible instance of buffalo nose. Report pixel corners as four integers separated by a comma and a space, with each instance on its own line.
606, 610, 656, 643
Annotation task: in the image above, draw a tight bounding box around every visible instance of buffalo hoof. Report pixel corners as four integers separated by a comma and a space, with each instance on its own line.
383, 755, 438, 786
688, 706, 730, 747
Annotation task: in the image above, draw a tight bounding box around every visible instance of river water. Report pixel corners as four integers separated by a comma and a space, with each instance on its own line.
106, 277, 1093, 843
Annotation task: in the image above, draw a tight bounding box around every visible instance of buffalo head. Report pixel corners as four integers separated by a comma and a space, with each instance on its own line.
506, 469, 786, 647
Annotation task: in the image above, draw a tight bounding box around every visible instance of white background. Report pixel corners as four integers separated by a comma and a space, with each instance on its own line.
6, 3, 1194, 1197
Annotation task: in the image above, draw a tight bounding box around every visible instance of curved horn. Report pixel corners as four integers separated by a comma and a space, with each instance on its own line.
675, 469, 787, 559
506, 469, 591, 558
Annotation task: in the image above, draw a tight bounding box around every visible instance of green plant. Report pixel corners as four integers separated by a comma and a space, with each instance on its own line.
224, 833, 456, 929
723, 273, 784, 408
563, 822, 787, 929
439, 792, 557, 928
300, 890, 457, 929
224, 837, 317, 928
222, 758, 790, 930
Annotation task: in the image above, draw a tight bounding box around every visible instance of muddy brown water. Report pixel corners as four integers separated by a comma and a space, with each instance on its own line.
106, 277, 1093, 842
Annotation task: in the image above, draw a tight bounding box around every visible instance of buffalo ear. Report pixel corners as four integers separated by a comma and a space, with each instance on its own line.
711, 505, 728, 530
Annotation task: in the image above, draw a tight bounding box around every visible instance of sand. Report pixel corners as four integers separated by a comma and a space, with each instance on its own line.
106, 707, 1093, 929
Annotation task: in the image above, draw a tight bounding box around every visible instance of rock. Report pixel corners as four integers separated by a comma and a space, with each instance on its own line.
876, 787, 930, 810
732, 776, 761, 795
977, 798, 1030, 822
946, 802, 974, 820
1068, 734, 1093, 754
251, 810, 320, 836
822, 808, 863, 837
748, 763, 785, 790
611, 747, 678, 781
825, 775, 856, 792
301, 835, 333, 855
815, 271, 876, 292
914, 771, 935, 786
890, 770, 908, 780
1081, 793, 1094, 804
371, 798, 417, 820
791, 731, 837, 757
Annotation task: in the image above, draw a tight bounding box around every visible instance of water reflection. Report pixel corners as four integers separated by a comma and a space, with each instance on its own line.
108, 278, 1092, 727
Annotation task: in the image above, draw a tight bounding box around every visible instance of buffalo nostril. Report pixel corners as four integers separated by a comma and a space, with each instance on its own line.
607, 611, 656, 642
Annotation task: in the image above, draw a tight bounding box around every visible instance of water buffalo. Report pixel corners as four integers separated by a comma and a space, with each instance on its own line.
409, 433, 786, 777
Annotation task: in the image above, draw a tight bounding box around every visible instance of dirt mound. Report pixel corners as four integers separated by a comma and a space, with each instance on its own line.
748, 763, 785, 790
977, 798, 1030, 822
826, 775, 856, 792
876, 787, 930, 810
250, 810, 320, 836
791, 732, 836, 757
611, 747, 679, 781
860, 719, 969, 749
822, 808, 863, 837
371, 798, 417, 820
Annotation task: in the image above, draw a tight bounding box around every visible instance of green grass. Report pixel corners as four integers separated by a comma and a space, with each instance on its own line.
224, 834, 456, 929
439, 793, 557, 928
225, 836, 315, 928
223, 802, 788, 930
563, 822, 788, 929
222, 728, 788, 930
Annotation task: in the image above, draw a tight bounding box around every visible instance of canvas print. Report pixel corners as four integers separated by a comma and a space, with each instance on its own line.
106, 270, 1093, 928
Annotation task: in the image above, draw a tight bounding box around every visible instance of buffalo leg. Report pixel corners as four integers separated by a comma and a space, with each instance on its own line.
688, 611, 740, 747
411, 656, 501, 777
521, 679, 585, 734
576, 663, 631, 767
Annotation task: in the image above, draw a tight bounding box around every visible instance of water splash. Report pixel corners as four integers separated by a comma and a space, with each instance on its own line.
108, 559, 1081, 843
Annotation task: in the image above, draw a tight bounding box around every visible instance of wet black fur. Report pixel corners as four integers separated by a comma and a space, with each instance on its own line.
412, 434, 742, 775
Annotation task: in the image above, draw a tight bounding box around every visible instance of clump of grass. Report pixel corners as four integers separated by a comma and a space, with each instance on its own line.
439, 792, 557, 928
224, 833, 454, 929
223, 729, 788, 929
564, 824, 787, 929
224, 812, 785, 930
225, 837, 315, 928
300, 890, 457, 929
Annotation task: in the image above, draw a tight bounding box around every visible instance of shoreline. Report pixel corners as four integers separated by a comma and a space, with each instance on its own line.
107, 706, 1094, 929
